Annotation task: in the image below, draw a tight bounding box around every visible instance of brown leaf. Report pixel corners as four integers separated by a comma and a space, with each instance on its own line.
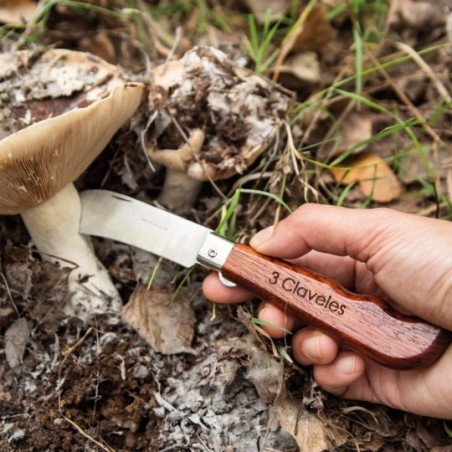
273, 3, 333, 80
121, 285, 196, 355
290, 4, 333, 53
0, 0, 37, 25
387, 0, 445, 30
77, 32, 116, 63
243, 0, 291, 23
274, 385, 337, 451
319, 111, 374, 160
330, 153, 403, 203
336, 112, 373, 155
273, 52, 321, 90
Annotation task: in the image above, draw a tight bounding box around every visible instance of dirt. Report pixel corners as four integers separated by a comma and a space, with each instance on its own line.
0, 232, 299, 451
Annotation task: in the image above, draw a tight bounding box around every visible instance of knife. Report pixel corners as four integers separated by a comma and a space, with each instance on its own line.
79, 189, 449, 369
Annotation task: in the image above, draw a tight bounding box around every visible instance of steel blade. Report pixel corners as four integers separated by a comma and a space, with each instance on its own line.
79, 190, 211, 267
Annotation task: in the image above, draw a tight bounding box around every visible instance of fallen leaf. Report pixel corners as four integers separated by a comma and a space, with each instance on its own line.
387, 0, 445, 30
0, 0, 37, 25
336, 112, 373, 154
243, 0, 291, 23
273, 51, 321, 89
273, 3, 333, 80
274, 384, 338, 451
122, 285, 196, 354
245, 344, 284, 404
290, 3, 333, 53
397, 146, 450, 185
5, 318, 30, 368
77, 31, 116, 63
330, 153, 403, 203
319, 111, 374, 160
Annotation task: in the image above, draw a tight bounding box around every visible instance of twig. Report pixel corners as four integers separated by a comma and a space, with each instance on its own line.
140, 110, 159, 172
0, 271, 20, 317
60, 414, 116, 452
395, 41, 451, 102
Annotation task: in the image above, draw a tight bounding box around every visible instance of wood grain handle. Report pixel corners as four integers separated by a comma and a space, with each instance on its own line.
220, 244, 450, 369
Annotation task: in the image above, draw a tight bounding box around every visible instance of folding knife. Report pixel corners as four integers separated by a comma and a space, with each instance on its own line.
79, 189, 450, 369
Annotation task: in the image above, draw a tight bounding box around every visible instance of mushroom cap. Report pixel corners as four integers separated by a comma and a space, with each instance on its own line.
145, 46, 292, 182
0, 49, 144, 214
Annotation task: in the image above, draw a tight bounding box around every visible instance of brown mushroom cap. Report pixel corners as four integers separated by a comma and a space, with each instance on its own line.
145, 46, 293, 182
0, 49, 144, 214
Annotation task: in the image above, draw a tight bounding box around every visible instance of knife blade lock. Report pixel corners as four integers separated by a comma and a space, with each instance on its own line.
197, 232, 237, 287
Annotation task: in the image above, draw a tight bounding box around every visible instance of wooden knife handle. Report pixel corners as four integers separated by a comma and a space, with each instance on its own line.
220, 243, 450, 369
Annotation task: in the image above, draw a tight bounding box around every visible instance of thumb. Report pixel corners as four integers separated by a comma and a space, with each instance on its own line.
250, 204, 382, 261
249, 204, 452, 327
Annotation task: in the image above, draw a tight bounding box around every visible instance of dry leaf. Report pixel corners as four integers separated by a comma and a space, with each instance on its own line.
5, 318, 30, 368
273, 385, 335, 451
229, 316, 346, 449
317, 111, 373, 160
77, 32, 116, 63
122, 285, 196, 354
290, 4, 333, 53
0, 0, 37, 25
387, 0, 445, 30
274, 52, 321, 89
335, 113, 373, 154
243, 0, 291, 23
245, 346, 284, 404
330, 153, 403, 202
273, 3, 332, 80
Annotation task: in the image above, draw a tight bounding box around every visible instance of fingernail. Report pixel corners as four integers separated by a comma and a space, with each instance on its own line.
250, 225, 274, 250
336, 354, 358, 374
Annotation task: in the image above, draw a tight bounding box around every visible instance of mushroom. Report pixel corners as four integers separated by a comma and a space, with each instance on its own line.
0, 48, 144, 318
144, 46, 292, 213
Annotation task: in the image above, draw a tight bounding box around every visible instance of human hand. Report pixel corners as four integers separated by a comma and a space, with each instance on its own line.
202, 204, 452, 419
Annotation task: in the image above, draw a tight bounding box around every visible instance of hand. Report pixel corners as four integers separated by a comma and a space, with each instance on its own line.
202, 204, 452, 419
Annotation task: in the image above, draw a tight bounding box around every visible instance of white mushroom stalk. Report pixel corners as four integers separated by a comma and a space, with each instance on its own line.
159, 171, 204, 212
21, 184, 120, 316
0, 49, 144, 319
151, 129, 205, 212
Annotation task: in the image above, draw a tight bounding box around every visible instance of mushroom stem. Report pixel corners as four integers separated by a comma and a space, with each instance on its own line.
21, 183, 122, 318
158, 169, 203, 213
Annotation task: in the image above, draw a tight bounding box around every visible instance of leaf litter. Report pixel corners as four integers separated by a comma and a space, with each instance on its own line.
1, 0, 452, 451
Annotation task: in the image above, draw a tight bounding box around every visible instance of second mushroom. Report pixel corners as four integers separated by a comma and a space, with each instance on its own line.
143, 46, 292, 213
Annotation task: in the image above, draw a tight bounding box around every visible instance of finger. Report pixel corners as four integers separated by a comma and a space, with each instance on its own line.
293, 251, 387, 296
289, 251, 357, 290
250, 203, 393, 261
292, 328, 339, 366
257, 302, 299, 338
313, 352, 366, 396
202, 272, 254, 303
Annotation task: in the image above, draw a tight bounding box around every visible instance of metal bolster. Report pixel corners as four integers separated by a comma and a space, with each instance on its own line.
197, 232, 235, 271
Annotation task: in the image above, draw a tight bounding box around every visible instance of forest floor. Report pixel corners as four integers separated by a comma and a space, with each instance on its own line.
0, 0, 452, 451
